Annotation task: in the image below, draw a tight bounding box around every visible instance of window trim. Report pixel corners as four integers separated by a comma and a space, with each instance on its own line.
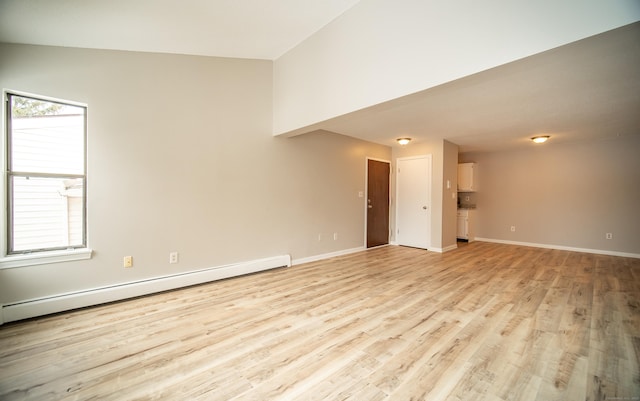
0, 248, 93, 269
2, 90, 92, 266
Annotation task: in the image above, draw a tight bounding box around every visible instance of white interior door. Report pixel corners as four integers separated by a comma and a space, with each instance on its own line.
396, 155, 431, 249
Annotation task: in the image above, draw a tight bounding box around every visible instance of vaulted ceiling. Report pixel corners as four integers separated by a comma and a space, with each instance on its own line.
0, 0, 361, 59
1, 0, 638, 153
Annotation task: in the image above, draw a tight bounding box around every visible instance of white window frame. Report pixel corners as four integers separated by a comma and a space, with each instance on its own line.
1, 90, 92, 269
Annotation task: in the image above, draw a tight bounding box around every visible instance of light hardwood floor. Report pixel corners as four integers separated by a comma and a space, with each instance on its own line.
1, 242, 639, 400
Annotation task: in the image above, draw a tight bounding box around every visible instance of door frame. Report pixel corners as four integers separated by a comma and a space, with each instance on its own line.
364, 157, 391, 248
395, 154, 432, 250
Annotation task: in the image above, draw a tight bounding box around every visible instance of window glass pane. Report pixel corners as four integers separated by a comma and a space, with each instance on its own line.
10, 176, 85, 252
10, 97, 85, 175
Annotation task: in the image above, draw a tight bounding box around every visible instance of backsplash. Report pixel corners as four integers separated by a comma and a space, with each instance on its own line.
458, 192, 477, 209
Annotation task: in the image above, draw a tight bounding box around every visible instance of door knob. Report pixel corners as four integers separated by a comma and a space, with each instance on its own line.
368, 205, 373, 209
422, 206, 427, 210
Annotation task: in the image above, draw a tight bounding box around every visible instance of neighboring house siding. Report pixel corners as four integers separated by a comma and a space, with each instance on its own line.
10, 115, 84, 251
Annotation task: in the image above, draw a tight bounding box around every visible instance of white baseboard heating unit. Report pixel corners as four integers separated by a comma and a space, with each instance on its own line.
0, 254, 291, 325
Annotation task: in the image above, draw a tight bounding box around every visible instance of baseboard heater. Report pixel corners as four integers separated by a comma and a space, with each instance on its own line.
1, 254, 291, 325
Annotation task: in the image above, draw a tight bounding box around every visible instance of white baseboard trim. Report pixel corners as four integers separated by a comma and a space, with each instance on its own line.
475, 238, 640, 259
292, 246, 366, 265
0, 254, 291, 325
389, 241, 454, 253
431, 244, 458, 253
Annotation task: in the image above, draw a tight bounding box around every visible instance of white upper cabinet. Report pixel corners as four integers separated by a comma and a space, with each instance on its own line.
458, 163, 477, 192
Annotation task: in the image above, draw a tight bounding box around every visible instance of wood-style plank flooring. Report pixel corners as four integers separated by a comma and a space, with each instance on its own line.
1, 242, 639, 400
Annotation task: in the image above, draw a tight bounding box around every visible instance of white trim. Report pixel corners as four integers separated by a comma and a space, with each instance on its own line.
292, 246, 365, 265
365, 157, 392, 163
387, 243, 456, 253
1, 254, 291, 324
476, 238, 640, 259
2, 89, 89, 262
0, 248, 93, 269
431, 244, 458, 253
4, 89, 87, 108
1, 90, 8, 264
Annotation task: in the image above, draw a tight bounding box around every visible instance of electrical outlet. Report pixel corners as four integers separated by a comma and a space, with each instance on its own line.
123, 256, 133, 268
333, 232, 338, 241
510, 226, 516, 232
606, 233, 613, 240
318, 233, 322, 241
169, 252, 179, 264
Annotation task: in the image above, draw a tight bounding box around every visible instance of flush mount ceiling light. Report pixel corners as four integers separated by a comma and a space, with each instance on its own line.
397, 138, 412, 145
531, 135, 550, 144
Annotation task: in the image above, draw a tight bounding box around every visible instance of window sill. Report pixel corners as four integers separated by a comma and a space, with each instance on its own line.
0, 248, 93, 269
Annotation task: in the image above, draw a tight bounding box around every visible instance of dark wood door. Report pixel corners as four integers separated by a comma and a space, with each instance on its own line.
367, 159, 390, 248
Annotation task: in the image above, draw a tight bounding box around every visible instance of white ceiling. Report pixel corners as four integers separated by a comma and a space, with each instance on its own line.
0, 0, 361, 59
1, 0, 638, 153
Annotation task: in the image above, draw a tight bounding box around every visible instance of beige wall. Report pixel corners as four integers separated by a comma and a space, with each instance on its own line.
460, 135, 640, 254
0, 43, 390, 304
442, 140, 460, 250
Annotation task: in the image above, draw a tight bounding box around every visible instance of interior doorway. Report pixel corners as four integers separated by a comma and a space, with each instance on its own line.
396, 155, 431, 249
366, 158, 390, 248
